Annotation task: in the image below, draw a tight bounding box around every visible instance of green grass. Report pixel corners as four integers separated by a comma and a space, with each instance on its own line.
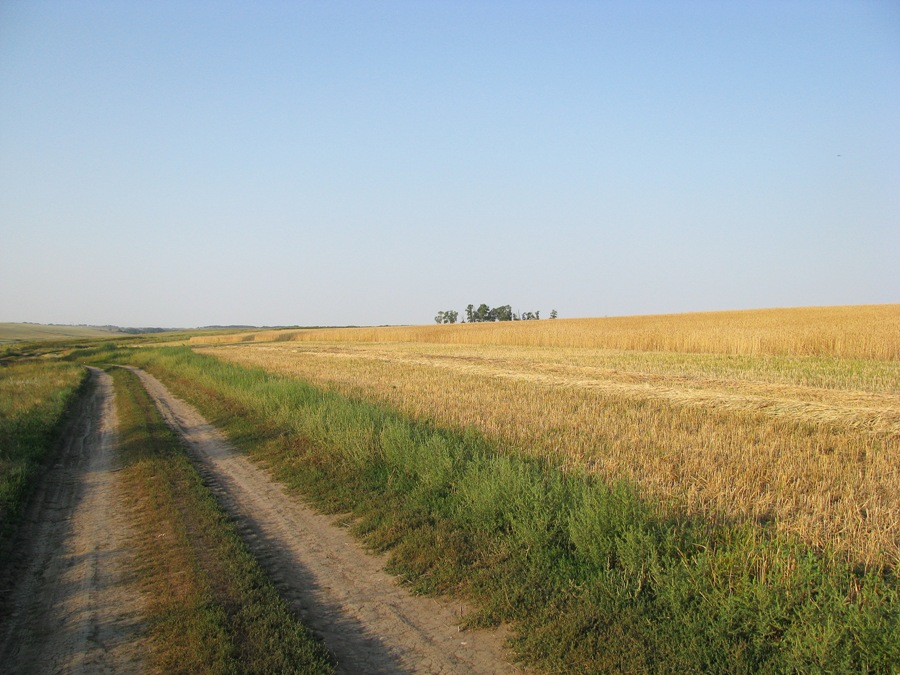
95, 346, 899, 673
110, 366, 333, 674
0, 359, 86, 547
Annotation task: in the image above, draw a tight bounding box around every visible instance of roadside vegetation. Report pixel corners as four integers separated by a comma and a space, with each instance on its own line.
105, 342, 898, 672
109, 366, 333, 674
0, 359, 85, 548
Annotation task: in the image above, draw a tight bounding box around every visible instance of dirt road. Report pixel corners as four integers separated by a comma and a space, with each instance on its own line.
0, 367, 145, 673
130, 367, 519, 674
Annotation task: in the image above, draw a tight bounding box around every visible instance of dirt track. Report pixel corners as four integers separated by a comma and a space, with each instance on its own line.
0, 365, 518, 673
0, 367, 145, 673
129, 367, 518, 674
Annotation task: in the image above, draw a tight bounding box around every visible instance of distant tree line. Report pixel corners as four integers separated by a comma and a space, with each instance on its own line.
435, 304, 557, 324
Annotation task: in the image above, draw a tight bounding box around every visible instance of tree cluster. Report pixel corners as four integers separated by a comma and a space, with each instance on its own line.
434, 304, 557, 324
434, 310, 459, 324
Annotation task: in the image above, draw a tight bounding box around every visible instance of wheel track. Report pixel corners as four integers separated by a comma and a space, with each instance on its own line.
129, 366, 520, 674
0, 367, 145, 673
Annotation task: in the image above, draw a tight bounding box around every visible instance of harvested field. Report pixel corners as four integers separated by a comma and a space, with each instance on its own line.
130, 343, 899, 671
191, 305, 900, 360
196, 308, 900, 568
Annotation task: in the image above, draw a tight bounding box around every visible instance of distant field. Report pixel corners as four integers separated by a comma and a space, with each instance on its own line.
195, 304, 900, 567
0, 323, 117, 343
191, 304, 900, 360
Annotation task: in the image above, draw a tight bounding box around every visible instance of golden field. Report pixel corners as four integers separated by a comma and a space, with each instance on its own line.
194, 305, 899, 567
191, 304, 900, 360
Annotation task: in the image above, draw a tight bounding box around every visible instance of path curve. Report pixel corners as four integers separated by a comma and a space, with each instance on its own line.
129, 367, 519, 674
0, 367, 146, 673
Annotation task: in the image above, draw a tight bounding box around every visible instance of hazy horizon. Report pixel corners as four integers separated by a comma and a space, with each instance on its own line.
4, 302, 898, 333
3, 2, 898, 327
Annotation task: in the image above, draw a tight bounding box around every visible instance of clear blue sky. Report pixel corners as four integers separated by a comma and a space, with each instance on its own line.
2, 1, 898, 327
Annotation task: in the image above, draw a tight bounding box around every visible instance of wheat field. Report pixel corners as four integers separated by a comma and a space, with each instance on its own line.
191, 305, 900, 360
194, 305, 900, 567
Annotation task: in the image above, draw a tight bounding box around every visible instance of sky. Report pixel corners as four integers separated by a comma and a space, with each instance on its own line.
1, 1, 898, 328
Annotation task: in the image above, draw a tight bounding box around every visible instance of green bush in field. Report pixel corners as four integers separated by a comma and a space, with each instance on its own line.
116, 346, 899, 673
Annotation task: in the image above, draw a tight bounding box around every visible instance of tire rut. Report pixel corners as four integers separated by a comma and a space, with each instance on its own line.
0, 367, 146, 674
129, 367, 520, 674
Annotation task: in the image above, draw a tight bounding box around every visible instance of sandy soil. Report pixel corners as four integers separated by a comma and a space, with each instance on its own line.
0, 367, 146, 674
129, 367, 520, 674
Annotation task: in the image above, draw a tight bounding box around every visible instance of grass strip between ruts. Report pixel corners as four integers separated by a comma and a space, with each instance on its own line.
110, 366, 333, 674
110, 347, 899, 673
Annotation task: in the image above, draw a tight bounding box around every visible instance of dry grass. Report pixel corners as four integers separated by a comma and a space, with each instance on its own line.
191, 305, 900, 360
196, 332, 900, 568
0, 323, 116, 343
0, 360, 84, 421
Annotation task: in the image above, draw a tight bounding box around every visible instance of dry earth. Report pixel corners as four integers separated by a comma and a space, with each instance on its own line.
129, 367, 519, 674
0, 367, 146, 674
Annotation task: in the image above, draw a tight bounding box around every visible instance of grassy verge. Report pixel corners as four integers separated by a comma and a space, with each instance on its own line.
110, 366, 333, 674
0, 359, 86, 548
110, 347, 899, 672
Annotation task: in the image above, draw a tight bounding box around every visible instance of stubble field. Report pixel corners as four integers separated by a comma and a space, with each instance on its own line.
195, 305, 900, 569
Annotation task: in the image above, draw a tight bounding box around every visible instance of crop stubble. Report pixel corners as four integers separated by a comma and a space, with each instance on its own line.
197, 331, 899, 569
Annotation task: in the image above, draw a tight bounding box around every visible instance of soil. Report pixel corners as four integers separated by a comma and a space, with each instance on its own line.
128, 367, 520, 674
0, 367, 146, 673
